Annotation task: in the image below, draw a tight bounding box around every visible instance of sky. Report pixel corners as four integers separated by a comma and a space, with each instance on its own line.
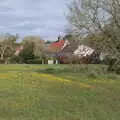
0, 0, 71, 41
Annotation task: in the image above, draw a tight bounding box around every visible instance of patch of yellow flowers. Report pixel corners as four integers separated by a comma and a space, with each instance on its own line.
0, 73, 13, 79
32, 72, 94, 89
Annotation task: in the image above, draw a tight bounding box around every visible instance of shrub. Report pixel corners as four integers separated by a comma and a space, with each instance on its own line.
10, 56, 23, 64
45, 68, 55, 73
0, 60, 5, 64
86, 71, 98, 79
27, 59, 43, 64
108, 59, 120, 74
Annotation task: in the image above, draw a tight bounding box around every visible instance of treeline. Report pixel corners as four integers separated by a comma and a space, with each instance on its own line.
0, 35, 48, 64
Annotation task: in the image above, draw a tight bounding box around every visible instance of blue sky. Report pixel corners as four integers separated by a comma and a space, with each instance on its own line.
0, 0, 71, 41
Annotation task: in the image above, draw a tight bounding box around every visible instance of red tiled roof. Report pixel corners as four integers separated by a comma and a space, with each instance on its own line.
50, 40, 65, 48
49, 40, 65, 52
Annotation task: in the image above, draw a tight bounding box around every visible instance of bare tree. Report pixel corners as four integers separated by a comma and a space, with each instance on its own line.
0, 34, 18, 63
67, 0, 120, 73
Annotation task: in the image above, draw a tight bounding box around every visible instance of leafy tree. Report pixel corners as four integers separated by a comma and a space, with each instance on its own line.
20, 41, 35, 63
20, 36, 46, 63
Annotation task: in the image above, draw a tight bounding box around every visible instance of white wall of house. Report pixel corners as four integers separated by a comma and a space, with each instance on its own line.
73, 45, 94, 57
48, 60, 54, 64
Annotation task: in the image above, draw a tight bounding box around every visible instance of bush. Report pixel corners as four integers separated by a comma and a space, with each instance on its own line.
86, 71, 98, 78
0, 60, 5, 64
45, 68, 55, 73
102, 55, 120, 74
27, 59, 43, 64
107, 59, 120, 74
10, 56, 23, 64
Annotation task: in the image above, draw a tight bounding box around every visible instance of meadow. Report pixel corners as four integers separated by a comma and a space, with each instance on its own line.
0, 64, 120, 120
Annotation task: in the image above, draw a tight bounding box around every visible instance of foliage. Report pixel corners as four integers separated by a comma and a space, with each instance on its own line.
18, 36, 46, 63
0, 34, 19, 63
10, 55, 23, 64
22, 36, 45, 58
20, 40, 35, 63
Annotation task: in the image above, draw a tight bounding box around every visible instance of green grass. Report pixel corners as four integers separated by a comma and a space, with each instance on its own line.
0, 64, 120, 120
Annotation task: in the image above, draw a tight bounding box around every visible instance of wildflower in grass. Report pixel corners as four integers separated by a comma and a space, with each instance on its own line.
79, 83, 92, 88
33, 72, 93, 88
0, 73, 14, 79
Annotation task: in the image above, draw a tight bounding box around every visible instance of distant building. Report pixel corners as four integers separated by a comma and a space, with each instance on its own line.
73, 45, 94, 57
46, 36, 101, 64
48, 36, 65, 53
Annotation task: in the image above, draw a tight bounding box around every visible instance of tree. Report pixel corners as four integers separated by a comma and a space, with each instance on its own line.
0, 34, 19, 63
67, 0, 120, 73
20, 36, 46, 63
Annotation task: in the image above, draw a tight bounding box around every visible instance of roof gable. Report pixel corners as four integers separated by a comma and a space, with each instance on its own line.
48, 40, 65, 52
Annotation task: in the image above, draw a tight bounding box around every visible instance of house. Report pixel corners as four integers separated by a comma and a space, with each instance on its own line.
73, 45, 100, 63
47, 36, 65, 59
73, 45, 94, 57
56, 40, 100, 64
47, 35, 101, 64
57, 40, 78, 63
48, 36, 65, 53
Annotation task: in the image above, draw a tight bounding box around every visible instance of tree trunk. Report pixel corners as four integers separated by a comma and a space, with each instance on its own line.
0, 48, 5, 61
0, 54, 4, 60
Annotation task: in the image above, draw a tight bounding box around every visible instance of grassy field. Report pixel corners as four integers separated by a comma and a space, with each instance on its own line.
0, 64, 120, 120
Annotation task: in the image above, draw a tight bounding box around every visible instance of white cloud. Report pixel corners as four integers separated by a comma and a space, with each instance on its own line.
0, 0, 70, 41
